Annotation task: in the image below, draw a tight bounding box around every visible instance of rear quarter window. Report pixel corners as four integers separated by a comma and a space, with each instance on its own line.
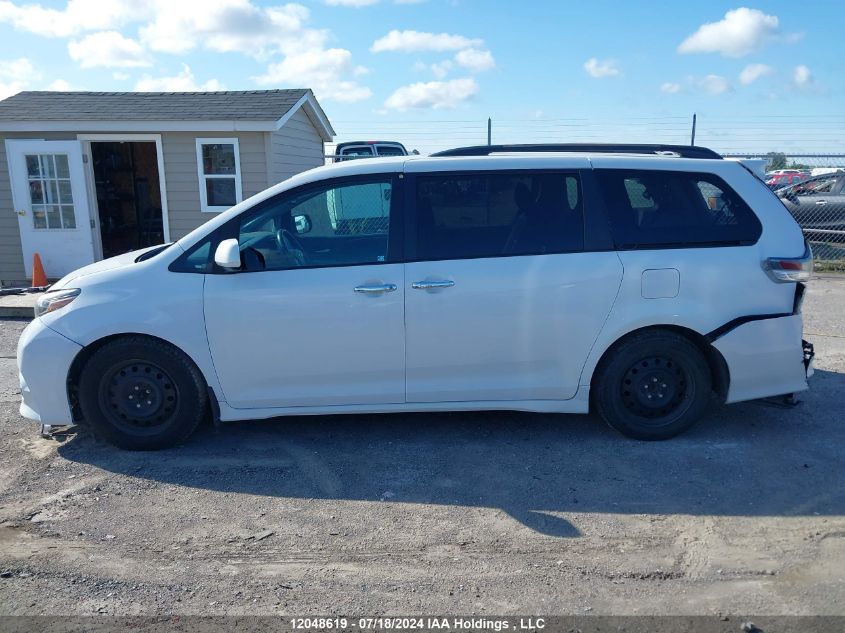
596, 169, 762, 249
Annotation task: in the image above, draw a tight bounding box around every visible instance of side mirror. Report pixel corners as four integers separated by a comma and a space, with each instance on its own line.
293, 214, 312, 235
214, 238, 241, 269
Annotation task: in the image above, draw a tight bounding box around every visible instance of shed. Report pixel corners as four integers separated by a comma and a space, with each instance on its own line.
0, 89, 334, 284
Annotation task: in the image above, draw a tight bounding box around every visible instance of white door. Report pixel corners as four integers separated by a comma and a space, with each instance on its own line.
404, 168, 623, 403
204, 175, 405, 409
6, 140, 95, 278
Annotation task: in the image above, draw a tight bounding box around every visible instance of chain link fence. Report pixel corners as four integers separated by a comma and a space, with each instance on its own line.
705, 153, 844, 273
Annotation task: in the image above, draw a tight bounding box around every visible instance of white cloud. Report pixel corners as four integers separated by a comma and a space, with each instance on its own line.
1, 0, 371, 99
68, 30, 150, 68
141, 1, 371, 101
583, 58, 619, 78
0, 56, 38, 82
454, 48, 495, 72
384, 77, 478, 110
326, 0, 427, 4
135, 64, 225, 92
372, 29, 482, 53
140, 2, 319, 58
793, 64, 812, 88
418, 48, 494, 79
0, 0, 148, 38
660, 82, 682, 94
699, 74, 731, 95
678, 8, 779, 57
739, 63, 773, 85
112, 71, 130, 80
253, 48, 372, 102
46, 79, 72, 90
0, 82, 21, 100
430, 60, 452, 79
0, 57, 39, 99
0, 0, 323, 59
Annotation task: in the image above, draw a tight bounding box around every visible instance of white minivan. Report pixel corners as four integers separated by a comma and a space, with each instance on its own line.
17, 144, 815, 450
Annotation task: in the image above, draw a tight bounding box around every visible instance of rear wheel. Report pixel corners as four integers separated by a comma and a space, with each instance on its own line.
78, 337, 207, 450
593, 330, 712, 440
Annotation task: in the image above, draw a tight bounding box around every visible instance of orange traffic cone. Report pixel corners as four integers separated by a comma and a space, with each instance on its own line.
31, 253, 48, 288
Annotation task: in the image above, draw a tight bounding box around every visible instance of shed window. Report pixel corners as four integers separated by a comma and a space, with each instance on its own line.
196, 138, 242, 212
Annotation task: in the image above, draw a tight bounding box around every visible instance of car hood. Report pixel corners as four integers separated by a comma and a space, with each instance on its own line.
50, 244, 172, 290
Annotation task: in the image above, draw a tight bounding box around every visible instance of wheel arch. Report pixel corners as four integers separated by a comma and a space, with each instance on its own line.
66, 332, 209, 423
587, 324, 729, 404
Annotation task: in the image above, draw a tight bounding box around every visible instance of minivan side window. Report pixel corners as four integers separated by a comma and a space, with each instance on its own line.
235, 177, 393, 271
414, 172, 584, 261
595, 169, 762, 248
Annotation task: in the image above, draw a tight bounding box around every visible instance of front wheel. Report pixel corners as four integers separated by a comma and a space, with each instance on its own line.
78, 337, 207, 450
593, 330, 712, 440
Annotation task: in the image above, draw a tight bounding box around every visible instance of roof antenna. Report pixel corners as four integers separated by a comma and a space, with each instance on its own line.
690, 113, 697, 146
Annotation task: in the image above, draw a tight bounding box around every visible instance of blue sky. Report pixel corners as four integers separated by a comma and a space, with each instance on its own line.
0, 0, 842, 153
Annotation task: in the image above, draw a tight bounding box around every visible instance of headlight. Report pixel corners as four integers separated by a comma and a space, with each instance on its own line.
34, 288, 81, 317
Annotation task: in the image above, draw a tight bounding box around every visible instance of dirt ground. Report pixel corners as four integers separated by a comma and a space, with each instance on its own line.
0, 278, 843, 616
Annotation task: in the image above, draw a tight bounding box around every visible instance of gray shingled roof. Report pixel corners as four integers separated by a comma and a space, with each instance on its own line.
0, 89, 311, 121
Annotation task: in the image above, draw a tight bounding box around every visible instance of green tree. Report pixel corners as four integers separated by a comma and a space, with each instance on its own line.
766, 152, 787, 171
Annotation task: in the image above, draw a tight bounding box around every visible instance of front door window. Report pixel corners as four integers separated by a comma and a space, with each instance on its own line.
236, 178, 393, 271
26, 154, 76, 230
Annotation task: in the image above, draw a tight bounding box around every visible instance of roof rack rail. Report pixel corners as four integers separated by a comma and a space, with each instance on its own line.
431, 143, 723, 160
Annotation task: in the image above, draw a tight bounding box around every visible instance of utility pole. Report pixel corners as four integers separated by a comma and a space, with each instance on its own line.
690, 113, 697, 146
487, 117, 492, 146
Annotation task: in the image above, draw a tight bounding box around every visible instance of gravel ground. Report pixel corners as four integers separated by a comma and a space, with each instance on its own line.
0, 277, 843, 616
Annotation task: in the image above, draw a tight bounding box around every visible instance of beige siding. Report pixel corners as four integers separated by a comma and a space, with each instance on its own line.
0, 132, 76, 284
161, 131, 268, 240
268, 108, 325, 186
0, 138, 25, 283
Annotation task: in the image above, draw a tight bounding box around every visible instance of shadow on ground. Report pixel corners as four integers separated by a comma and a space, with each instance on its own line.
58, 369, 845, 538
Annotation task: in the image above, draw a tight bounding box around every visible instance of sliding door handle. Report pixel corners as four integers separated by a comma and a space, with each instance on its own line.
411, 280, 455, 290
354, 283, 397, 294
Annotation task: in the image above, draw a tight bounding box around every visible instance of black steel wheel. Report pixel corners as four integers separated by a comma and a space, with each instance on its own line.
620, 355, 689, 423
78, 336, 207, 450
99, 361, 180, 435
593, 330, 712, 440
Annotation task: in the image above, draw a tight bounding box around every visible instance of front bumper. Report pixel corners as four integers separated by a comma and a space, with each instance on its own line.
17, 318, 81, 426
712, 314, 810, 404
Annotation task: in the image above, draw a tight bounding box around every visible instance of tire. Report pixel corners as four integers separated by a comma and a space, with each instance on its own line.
77, 336, 207, 450
592, 330, 712, 441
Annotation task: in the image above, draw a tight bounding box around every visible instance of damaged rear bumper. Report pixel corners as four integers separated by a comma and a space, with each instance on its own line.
803, 339, 815, 378
712, 314, 810, 404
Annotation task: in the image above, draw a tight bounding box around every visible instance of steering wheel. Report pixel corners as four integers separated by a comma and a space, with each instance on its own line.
275, 228, 307, 266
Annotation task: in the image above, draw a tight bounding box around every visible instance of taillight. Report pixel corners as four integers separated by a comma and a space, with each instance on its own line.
763, 241, 813, 283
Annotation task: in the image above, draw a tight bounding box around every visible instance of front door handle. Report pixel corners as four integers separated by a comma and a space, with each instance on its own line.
815, 200, 827, 205
411, 280, 455, 290
354, 283, 397, 294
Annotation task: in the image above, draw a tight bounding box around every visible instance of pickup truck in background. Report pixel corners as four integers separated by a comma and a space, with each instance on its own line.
332, 141, 409, 162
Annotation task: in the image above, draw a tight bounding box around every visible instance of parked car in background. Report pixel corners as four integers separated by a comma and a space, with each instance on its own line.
333, 141, 408, 162
17, 143, 813, 449
777, 172, 845, 234
767, 172, 806, 189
